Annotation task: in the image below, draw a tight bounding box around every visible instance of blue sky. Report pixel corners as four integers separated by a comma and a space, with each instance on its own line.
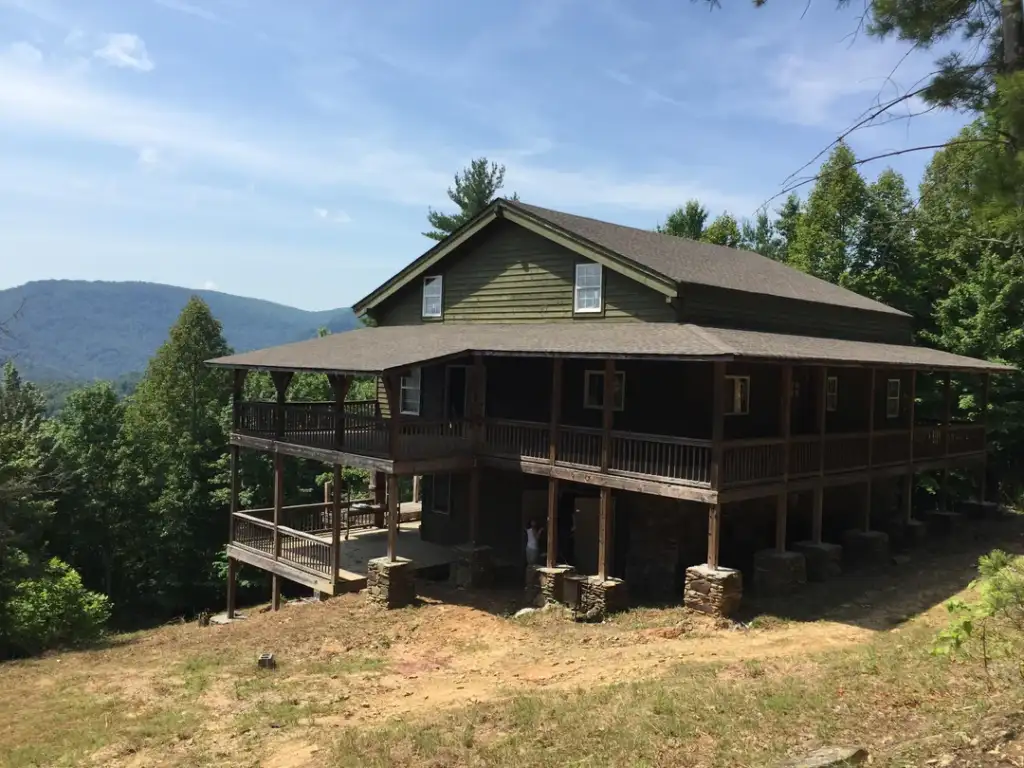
0, 0, 968, 310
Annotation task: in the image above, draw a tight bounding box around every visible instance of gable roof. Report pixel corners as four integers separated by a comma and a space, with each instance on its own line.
353, 198, 909, 318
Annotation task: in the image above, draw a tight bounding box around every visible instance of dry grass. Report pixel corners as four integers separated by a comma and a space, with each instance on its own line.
3, 518, 1024, 767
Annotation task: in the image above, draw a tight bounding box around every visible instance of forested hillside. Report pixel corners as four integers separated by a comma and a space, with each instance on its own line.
0, 280, 357, 381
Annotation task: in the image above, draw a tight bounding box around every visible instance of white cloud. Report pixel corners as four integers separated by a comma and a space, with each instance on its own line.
153, 0, 219, 23
137, 146, 163, 169
202, 280, 218, 290
93, 33, 154, 72
4, 41, 42, 66
314, 207, 352, 224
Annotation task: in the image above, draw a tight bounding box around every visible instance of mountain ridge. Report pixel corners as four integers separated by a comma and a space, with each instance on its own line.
0, 280, 358, 380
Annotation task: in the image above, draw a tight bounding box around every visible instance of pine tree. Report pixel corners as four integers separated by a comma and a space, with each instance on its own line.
740, 212, 777, 258
425, 158, 516, 241
773, 193, 803, 263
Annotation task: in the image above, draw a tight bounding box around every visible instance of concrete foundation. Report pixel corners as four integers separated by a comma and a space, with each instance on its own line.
365, 557, 416, 609
842, 529, 890, 566
791, 541, 843, 582
450, 544, 493, 589
536, 565, 575, 604
684, 564, 743, 618
576, 576, 628, 620
753, 549, 807, 596
924, 509, 965, 536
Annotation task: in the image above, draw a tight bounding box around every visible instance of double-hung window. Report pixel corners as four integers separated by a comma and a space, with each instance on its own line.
885, 379, 901, 418
825, 376, 838, 412
400, 367, 421, 415
724, 375, 750, 416
422, 275, 443, 318
583, 370, 625, 410
574, 263, 603, 314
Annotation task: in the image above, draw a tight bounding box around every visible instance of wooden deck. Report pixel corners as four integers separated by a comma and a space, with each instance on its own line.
232, 401, 987, 502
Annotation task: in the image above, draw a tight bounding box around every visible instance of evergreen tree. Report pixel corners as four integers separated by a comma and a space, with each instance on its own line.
740, 212, 777, 258
425, 158, 516, 241
658, 199, 709, 239
789, 143, 868, 283
773, 193, 803, 263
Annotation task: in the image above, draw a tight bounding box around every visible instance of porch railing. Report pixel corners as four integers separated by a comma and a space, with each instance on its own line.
610, 431, 711, 485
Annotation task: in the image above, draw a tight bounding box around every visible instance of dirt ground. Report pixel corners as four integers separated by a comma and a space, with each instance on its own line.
4, 514, 1024, 768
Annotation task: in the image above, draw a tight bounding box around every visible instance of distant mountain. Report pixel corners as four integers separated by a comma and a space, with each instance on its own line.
0, 280, 359, 381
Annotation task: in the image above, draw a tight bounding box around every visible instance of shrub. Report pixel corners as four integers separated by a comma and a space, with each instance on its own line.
4, 557, 111, 657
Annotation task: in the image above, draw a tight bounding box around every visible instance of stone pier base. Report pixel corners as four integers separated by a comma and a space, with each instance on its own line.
684, 564, 743, 618
902, 518, 929, 546
791, 541, 843, 582
450, 545, 493, 589
753, 550, 807, 596
957, 500, 1001, 520
536, 565, 575, 604
366, 557, 416, 609
924, 510, 964, 536
576, 577, 628, 620
842, 529, 890, 566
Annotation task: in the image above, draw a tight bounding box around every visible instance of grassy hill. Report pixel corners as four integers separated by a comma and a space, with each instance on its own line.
0, 280, 358, 381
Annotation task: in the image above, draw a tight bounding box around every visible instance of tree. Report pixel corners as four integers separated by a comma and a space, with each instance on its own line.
119, 297, 232, 616
702, 212, 743, 247
425, 158, 516, 241
773, 194, 803, 263
658, 200, 709, 239
740, 211, 778, 258
789, 143, 868, 283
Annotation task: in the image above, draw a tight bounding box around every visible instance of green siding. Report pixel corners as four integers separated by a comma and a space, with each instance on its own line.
374, 220, 675, 326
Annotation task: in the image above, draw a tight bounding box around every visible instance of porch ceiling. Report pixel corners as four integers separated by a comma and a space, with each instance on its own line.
205, 322, 1012, 375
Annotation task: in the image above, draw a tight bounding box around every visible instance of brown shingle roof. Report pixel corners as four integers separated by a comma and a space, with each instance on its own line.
207, 322, 1008, 374
506, 200, 908, 317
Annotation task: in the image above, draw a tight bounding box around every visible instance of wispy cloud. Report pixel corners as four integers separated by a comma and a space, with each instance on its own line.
4, 40, 42, 65
314, 207, 352, 224
93, 33, 154, 72
152, 0, 219, 23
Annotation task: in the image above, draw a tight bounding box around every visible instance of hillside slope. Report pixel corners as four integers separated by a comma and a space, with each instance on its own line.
0, 280, 358, 380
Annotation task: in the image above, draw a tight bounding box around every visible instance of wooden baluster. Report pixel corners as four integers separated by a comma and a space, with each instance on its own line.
980, 372, 990, 503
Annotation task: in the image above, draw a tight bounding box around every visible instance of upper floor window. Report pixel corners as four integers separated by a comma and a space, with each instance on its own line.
826, 375, 838, 412
584, 370, 625, 410
422, 275, 443, 318
724, 375, 750, 416
400, 367, 421, 415
886, 378, 900, 418
574, 263, 603, 314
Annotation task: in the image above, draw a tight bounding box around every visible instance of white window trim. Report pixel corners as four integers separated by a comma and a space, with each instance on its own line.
885, 378, 901, 419
725, 375, 750, 416
825, 375, 839, 412
429, 474, 452, 516
573, 263, 603, 314
422, 275, 443, 318
583, 370, 625, 411
399, 367, 421, 416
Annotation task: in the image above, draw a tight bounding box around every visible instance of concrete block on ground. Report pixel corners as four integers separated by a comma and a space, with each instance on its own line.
791, 541, 843, 582
753, 549, 807, 596
366, 556, 416, 609
450, 544, 494, 589
684, 564, 742, 618
842, 529, 890, 567
576, 576, 628, 621
536, 565, 575, 605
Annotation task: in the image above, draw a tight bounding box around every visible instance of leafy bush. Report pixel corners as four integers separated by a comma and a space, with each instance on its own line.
934, 550, 1024, 680
4, 558, 111, 657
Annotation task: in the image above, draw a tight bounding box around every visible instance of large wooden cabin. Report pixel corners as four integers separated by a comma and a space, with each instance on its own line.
209, 198, 1008, 617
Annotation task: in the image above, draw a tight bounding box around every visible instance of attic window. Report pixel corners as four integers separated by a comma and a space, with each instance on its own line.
422, 275, 443, 318
574, 263, 603, 314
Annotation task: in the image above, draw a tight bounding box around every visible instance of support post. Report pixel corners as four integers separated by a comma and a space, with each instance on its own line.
546, 476, 559, 568
864, 368, 876, 531
332, 464, 342, 578
980, 372, 991, 502
600, 358, 615, 472
272, 452, 283, 611
412, 475, 421, 504
468, 466, 481, 546
270, 371, 293, 440
328, 374, 352, 451
707, 502, 722, 569
905, 370, 917, 524
942, 372, 952, 511
775, 493, 787, 553
387, 473, 399, 562
231, 369, 248, 431
229, 444, 240, 543
471, 354, 486, 448
227, 557, 237, 619
812, 365, 827, 544
549, 358, 563, 465
382, 373, 403, 461
776, 364, 792, 554
598, 486, 612, 579
710, 361, 726, 491
812, 487, 823, 544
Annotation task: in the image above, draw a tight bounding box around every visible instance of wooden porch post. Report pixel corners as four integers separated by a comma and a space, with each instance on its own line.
468, 354, 485, 546
412, 476, 421, 504
271, 371, 293, 440
812, 366, 827, 544
227, 443, 240, 618
332, 464, 342, 579
905, 370, 917, 524
598, 359, 616, 579
941, 372, 953, 511
468, 466, 481, 546
231, 368, 248, 431
776, 364, 793, 553
272, 452, 283, 611
328, 374, 352, 451
980, 372, 991, 502
382, 373, 403, 461
709, 361, 726, 567
863, 369, 877, 531
387, 473, 399, 562
546, 358, 563, 568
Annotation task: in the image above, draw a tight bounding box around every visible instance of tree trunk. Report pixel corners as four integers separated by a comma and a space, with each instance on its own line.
1004, 0, 1024, 72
